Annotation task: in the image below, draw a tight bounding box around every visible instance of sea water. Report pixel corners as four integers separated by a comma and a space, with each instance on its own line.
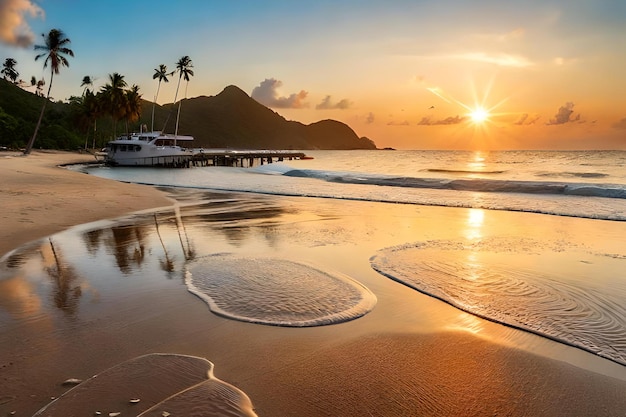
83, 149, 626, 220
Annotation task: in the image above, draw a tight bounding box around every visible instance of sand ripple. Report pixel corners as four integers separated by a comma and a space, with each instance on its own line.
186, 254, 377, 327
370, 239, 626, 366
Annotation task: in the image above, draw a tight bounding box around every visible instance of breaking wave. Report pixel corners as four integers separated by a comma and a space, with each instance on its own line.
283, 169, 626, 199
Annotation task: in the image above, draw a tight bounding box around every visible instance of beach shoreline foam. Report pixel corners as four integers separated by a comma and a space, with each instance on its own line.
1, 151, 625, 416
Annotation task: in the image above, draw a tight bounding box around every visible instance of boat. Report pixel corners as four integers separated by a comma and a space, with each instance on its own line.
104, 131, 194, 166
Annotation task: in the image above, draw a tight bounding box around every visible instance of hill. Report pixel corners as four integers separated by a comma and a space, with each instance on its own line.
0, 79, 376, 150
0, 79, 82, 149
151, 85, 376, 150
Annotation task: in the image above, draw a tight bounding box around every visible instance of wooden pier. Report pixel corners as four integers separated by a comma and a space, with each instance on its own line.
189, 150, 307, 168
106, 150, 309, 168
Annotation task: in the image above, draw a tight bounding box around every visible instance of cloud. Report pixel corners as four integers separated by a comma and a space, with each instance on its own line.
0, 0, 44, 47
612, 117, 626, 130
418, 115, 467, 125
514, 113, 541, 125
316, 95, 351, 110
251, 78, 308, 109
387, 120, 410, 126
546, 102, 580, 125
476, 28, 525, 42
366, 112, 374, 124
553, 56, 577, 66
453, 52, 534, 68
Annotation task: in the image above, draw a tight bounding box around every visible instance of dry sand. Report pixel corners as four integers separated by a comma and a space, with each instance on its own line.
1, 151, 625, 416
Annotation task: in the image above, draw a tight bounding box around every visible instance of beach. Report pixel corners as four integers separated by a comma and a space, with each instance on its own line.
1, 151, 626, 417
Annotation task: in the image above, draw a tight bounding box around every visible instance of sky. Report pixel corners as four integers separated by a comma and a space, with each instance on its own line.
1, 0, 625, 150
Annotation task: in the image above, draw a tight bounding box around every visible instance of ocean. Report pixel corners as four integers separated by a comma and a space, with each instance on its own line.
84, 149, 626, 221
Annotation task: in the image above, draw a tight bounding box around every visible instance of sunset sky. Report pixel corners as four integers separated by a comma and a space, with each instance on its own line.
1, 0, 625, 150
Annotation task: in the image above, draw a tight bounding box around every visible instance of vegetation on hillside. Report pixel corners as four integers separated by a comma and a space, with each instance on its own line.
1, 36, 376, 151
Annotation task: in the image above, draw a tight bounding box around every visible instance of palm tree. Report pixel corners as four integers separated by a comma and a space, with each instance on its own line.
81, 75, 94, 95
24, 29, 74, 155
78, 76, 99, 149
100, 72, 127, 138
123, 84, 142, 134
151, 64, 170, 132
35, 78, 45, 96
173, 56, 193, 138
1, 58, 19, 83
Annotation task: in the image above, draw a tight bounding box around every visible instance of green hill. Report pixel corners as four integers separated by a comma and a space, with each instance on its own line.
0, 79, 83, 149
0, 79, 376, 150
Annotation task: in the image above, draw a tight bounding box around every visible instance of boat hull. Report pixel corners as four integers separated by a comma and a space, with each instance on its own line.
105, 149, 194, 167
104, 131, 195, 167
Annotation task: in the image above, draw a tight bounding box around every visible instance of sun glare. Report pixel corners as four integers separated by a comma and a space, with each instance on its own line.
470, 107, 489, 123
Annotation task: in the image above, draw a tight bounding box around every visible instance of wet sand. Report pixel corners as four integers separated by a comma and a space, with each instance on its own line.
1, 151, 625, 416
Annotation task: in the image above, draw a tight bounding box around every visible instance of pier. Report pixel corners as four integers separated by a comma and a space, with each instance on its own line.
104, 149, 308, 168
190, 150, 307, 168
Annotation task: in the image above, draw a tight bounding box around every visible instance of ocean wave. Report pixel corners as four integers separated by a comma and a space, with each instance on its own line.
535, 171, 610, 179
424, 168, 506, 175
283, 169, 626, 199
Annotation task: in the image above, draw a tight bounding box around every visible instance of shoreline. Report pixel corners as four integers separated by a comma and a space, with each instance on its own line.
0, 151, 173, 258
1, 151, 625, 416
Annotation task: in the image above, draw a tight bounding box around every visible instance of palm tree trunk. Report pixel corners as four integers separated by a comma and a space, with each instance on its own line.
174, 101, 182, 140
151, 81, 161, 132
24, 71, 54, 155
163, 74, 182, 139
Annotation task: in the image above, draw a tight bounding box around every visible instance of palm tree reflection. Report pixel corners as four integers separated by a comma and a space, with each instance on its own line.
108, 224, 147, 274
44, 238, 82, 315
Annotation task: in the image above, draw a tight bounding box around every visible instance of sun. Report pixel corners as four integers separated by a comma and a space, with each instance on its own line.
469, 107, 490, 123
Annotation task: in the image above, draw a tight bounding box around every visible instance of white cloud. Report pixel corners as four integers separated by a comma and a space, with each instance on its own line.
453, 52, 534, 68
0, 0, 44, 47
251, 78, 308, 109
316, 95, 351, 110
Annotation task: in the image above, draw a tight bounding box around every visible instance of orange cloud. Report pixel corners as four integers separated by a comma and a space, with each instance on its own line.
0, 0, 44, 47
251, 78, 308, 109
316, 95, 351, 110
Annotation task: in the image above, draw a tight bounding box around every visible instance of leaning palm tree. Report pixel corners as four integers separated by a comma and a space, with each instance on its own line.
151, 64, 170, 132
24, 29, 74, 155
173, 55, 193, 138
1, 58, 19, 83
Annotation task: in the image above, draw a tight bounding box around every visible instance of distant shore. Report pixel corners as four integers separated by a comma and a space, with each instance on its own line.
1, 151, 625, 417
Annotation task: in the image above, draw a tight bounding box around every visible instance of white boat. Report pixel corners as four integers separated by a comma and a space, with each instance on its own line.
104, 131, 194, 166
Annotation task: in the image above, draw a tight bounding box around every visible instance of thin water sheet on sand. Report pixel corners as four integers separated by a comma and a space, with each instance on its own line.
33, 353, 257, 417
371, 236, 626, 366
186, 254, 377, 327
